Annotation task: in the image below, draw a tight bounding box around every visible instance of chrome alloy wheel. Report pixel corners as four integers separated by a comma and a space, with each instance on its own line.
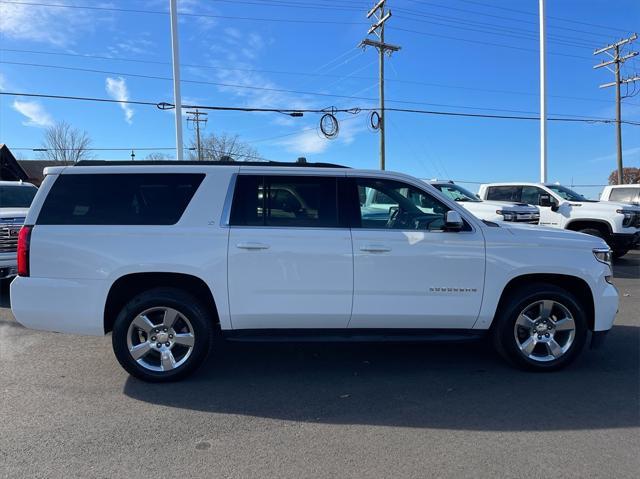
126, 307, 195, 372
513, 299, 576, 363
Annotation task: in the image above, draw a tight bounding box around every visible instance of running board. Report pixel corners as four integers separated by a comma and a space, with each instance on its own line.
222, 329, 487, 343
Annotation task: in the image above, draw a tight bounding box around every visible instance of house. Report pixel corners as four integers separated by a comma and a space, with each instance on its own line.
0, 144, 70, 186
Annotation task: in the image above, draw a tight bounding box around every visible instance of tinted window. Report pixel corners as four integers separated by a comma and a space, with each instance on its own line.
38, 174, 204, 225
0, 185, 37, 208
521, 186, 546, 205
356, 178, 453, 231
486, 186, 521, 202
230, 175, 339, 228
609, 187, 638, 203
546, 184, 587, 201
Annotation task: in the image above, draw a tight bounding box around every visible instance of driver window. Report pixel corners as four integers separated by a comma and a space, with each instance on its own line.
356, 178, 450, 231
521, 186, 546, 205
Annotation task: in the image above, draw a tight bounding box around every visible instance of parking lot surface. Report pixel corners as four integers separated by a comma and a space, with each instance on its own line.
0, 253, 638, 478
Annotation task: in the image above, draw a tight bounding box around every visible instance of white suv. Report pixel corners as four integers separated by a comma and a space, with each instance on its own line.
0, 181, 38, 279
428, 181, 539, 224
479, 182, 640, 258
11, 162, 618, 382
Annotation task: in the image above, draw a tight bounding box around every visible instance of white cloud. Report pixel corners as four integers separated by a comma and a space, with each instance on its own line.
105, 77, 134, 124
0, 73, 6, 91
12, 100, 54, 128
276, 118, 366, 155
0, 2, 94, 46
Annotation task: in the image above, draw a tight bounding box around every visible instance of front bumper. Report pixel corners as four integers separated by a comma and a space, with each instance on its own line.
610, 232, 640, 250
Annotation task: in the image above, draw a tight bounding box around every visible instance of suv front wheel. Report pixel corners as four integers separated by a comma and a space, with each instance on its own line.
112, 288, 214, 382
492, 283, 588, 371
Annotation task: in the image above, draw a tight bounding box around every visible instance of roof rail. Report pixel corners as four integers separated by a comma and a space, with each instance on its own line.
74, 160, 349, 168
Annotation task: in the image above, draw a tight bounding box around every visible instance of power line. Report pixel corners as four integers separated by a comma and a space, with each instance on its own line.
450, 0, 634, 33
5, 61, 626, 116
3, 47, 636, 106
0, 1, 367, 25
3, 91, 639, 125
396, 1, 612, 40
389, 26, 592, 61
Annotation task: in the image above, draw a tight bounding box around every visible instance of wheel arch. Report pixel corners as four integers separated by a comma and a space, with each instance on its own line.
565, 219, 613, 238
104, 272, 220, 334
494, 273, 595, 331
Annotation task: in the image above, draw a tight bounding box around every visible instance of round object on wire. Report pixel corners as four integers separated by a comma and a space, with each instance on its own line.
320, 113, 339, 139
369, 111, 381, 130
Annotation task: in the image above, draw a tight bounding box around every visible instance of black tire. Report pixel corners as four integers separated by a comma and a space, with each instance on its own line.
612, 249, 629, 259
492, 283, 588, 371
112, 287, 214, 382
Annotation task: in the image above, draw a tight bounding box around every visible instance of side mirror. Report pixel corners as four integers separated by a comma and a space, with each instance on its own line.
444, 210, 464, 231
539, 194, 558, 210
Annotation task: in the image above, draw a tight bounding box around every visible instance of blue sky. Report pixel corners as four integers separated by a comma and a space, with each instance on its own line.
0, 0, 639, 198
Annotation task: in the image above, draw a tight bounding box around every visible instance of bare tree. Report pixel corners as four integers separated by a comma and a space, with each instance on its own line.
608, 167, 640, 185
41, 121, 93, 163
188, 132, 261, 162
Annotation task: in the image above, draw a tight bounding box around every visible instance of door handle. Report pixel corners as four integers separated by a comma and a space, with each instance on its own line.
360, 244, 391, 253
236, 242, 270, 250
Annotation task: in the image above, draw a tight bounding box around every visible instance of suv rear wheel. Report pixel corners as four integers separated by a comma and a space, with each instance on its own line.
112, 288, 214, 382
492, 283, 587, 371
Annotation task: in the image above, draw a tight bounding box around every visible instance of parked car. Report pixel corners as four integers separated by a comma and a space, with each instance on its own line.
600, 184, 640, 206
12, 161, 618, 381
478, 182, 640, 258
0, 181, 37, 279
427, 180, 539, 224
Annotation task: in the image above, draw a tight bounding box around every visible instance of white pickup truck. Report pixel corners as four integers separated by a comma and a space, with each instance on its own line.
0, 181, 38, 279
479, 182, 640, 258
11, 161, 618, 382
428, 181, 539, 224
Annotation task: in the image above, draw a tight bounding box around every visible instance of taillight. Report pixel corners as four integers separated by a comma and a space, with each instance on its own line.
17, 225, 33, 277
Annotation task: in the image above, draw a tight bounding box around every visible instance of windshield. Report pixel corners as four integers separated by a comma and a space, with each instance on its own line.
432, 183, 481, 202
0, 185, 38, 208
546, 184, 588, 202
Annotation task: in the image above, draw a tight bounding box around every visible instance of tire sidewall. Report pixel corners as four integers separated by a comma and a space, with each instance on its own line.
112, 288, 213, 382
496, 285, 587, 371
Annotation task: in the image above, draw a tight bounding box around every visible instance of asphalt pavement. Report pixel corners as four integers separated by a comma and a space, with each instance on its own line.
0, 253, 638, 478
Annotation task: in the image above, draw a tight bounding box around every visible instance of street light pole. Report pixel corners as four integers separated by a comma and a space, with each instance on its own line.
169, 0, 184, 160
539, 0, 547, 183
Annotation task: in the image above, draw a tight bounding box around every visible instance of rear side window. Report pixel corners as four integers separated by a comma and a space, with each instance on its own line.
37, 173, 204, 225
609, 187, 638, 203
230, 175, 339, 228
0, 185, 38, 208
486, 186, 522, 202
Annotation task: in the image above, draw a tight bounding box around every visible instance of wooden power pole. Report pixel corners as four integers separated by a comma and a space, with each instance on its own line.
186, 109, 208, 161
360, 0, 400, 170
594, 33, 639, 184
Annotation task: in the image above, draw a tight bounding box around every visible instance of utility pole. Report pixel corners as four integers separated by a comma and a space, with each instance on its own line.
594, 33, 639, 184
539, 0, 547, 183
359, 0, 400, 170
186, 109, 208, 161
169, 0, 184, 160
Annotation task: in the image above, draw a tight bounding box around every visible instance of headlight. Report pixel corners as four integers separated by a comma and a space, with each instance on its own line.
616, 209, 636, 227
593, 248, 612, 268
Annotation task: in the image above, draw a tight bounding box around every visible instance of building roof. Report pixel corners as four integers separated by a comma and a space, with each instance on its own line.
17, 160, 68, 181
